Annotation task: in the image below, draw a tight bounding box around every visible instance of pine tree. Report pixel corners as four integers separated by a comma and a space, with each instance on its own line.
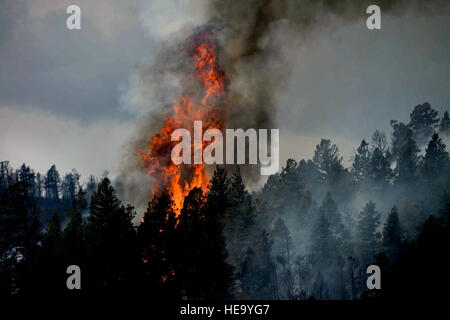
367, 147, 392, 186
319, 192, 347, 243
45, 165, 60, 201
313, 139, 344, 183
352, 139, 371, 182
0, 181, 40, 262
408, 102, 439, 144
206, 166, 230, 221
61, 169, 80, 203
35, 172, 44, 199
17, 164, 35, 198
225, 167, 254, 267
85, 174, 97, 203
61, 187, 87, 271
176, 187, 207, 299
0, 161, 12, 197
278, 159, 304, 209
32, 214, 64, 294
310, 211, 335, 270
261, 159, 304, 214
358, 201, 381, 265
0, 181, 40, 295
85, 177, 138, 292
241, 230, 278, 299
175, 182, 232, 300
382, 206, 402, 262
421, 133, 449, 182
137, 190, 176, 297
391, 121, 420, 185
204, 166, 233, 299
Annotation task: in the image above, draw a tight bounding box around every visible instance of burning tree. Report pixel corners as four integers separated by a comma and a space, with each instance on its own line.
138, 31, 228, 215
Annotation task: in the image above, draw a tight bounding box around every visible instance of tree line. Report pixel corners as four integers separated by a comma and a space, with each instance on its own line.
0, 102, 449, 299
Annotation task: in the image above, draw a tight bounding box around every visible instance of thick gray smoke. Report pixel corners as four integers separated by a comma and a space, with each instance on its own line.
117, 0, 447, 218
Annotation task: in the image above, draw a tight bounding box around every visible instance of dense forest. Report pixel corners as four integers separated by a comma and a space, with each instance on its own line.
1, 102, 449, 299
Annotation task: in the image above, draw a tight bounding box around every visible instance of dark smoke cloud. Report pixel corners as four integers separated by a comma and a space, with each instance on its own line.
118, 0, 448, 215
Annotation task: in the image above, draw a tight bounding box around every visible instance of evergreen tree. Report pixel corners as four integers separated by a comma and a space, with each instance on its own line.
241, 230, 278, 299
176, 181, 233, 300
0, 182, 40, 262
45, 165, 60, 201
138, 190, 177, 297
0, 161, 12, 197
85, 174, 97, 203
421, 133, 449, 183
382, 206, 402, 262
278, 159, 304, 209
206, 166, 230, 221
319, 192, 347, 243
408, 102, 439, 144
32, 214, 64, 294
61, 169, 80, 203
225, 167, 254, 267
313, 139, 344, 183
204, 167, 234, 299
391, 121, 420, 185
176, 187, 207, 299
357, 201, 381, 265
352, 139, 371, 182
35, 172, 44, 199
310, 212, 335, 270
17, 164, 35, 198
0, 181, 40, 295
367, 147, 392, 187
85, 177, 138, 292
61, 188, 87, 274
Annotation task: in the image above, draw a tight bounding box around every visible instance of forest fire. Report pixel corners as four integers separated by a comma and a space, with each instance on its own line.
138, 33, 227, 215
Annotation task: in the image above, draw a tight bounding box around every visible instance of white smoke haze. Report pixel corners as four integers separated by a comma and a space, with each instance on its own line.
27, 0, 142, 40
0, 105, 134, 180
139, 0, 209, 40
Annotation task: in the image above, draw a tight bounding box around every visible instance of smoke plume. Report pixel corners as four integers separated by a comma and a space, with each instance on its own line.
117, 0, 447, 216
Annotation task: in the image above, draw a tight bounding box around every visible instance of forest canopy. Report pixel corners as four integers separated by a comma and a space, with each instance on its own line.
0, 102, 449, 299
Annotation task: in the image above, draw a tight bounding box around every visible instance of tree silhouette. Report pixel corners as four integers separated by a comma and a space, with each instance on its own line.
84, 177, 138, 293
137, 190, 176, 298
408, 102, 439, 145
382, 206, 402, 263
357, 201, 380, 265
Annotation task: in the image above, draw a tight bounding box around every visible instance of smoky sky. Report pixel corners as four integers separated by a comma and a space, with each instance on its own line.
0, 0, 153, 122
0, 0, 449, 183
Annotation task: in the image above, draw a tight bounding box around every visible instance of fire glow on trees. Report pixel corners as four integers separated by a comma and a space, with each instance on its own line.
138, 32, 228, 215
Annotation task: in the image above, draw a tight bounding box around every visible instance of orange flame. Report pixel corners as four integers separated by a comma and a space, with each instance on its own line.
139, 33, 227, 215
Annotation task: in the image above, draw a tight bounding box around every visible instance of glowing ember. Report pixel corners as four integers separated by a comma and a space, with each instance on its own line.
139, 33, 227, 215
